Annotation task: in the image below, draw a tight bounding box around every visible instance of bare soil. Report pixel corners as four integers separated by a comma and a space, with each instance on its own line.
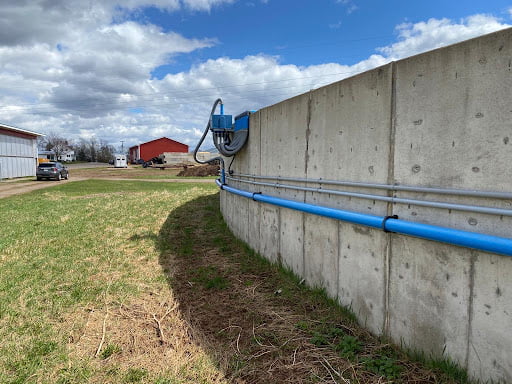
0, 178, 80, 199
177, 164, 220, 177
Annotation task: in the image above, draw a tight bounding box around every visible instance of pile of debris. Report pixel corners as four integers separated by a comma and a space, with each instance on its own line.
177, 164, 220, 177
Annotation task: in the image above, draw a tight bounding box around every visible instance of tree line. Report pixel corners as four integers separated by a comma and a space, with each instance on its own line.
39, 133, 119, 163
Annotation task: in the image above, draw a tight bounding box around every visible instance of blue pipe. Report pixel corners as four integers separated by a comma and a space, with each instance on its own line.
216, 180, 512, 257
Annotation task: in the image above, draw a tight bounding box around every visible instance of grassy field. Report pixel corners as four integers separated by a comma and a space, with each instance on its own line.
0, 180, 223, 384
0, 180, 471, 383
68, 166, 217, 180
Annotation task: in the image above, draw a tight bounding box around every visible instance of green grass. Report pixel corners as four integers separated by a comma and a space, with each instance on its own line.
191, 267, 230, 290
123, 368, 147, 383
0, 179, 475, 384
361, 355, 403, 379
0, 180, 220, 384
100, 344, 122, 360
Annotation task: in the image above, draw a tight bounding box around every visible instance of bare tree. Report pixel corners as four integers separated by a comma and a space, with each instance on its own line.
40, 132, 70, 160
74, 138, 114, 163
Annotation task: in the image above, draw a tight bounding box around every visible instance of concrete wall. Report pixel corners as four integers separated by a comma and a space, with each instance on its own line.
160, 152, 212, 165
219, 28, 512, 383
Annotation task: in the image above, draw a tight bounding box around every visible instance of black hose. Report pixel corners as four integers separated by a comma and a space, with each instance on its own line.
217, 130, 249, 156
193, 98, 224, 167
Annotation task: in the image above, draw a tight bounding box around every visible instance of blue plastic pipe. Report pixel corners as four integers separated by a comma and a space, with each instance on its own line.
216, 180, 512, 257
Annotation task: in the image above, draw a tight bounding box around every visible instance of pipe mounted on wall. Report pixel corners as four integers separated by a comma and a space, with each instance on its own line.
216, 180, 512, 257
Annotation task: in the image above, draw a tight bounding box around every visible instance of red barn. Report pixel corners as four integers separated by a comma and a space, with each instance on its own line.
129, 137, 188, 164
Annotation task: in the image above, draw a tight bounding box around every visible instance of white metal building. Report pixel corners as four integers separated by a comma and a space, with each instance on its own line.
0, 123, 43, 179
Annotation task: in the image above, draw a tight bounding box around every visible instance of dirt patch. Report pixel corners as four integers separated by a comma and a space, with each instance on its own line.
177, 164, 220, 177
0, 178, 80, 199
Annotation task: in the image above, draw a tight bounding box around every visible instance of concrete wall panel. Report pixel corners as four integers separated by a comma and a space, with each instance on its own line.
393, 29, 512, 192
246, 199, 261, 255
305, 66, 393, 215
338, 223, 387, 335
469, 253, 512, 383
259, 205, 280, 263
279, 208, 304, 277
307, 66, 392, 183
389, 237, 472, 365
304, 215, 338, 298
232, 191, 249, 244
259, 95, 308, 199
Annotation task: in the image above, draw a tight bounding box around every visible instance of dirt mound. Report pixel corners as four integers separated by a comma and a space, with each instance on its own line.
177, 164, 219, 177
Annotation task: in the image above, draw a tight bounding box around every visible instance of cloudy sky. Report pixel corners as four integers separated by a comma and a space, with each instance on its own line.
0, 0, 511, 151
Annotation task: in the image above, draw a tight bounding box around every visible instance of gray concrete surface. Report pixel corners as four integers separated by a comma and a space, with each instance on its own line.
221, 28, 512, 383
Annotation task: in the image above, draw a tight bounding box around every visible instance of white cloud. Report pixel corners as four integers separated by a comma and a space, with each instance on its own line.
336, 0, 357, 14
329, 21, 342, 29
183, 0, 236, 11
378, 14, 509, 59
346, 4, 358, 14
0, 8, 509, 150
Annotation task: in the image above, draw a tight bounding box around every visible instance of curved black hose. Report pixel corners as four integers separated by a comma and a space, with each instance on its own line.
217, 130, 249, 156
193, 98, 224, 167
228, 154, 236, 175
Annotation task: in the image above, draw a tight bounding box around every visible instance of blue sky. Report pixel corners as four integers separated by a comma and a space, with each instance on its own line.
143, 0, 512, 73
0, 0, 511, 149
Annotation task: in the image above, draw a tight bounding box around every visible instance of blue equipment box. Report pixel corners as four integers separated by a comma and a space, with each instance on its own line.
212, 114, 233, 132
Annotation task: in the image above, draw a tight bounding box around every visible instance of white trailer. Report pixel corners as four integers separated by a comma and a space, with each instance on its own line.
113, 154, 127, 168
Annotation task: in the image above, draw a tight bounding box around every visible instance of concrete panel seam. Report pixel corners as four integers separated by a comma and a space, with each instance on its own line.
336, 221, 340, 301
278, 206, 282, 266
384, 233, 392, 335
302, 211, 306, 277
387, 61, 397, 213
259, 110, 263, 178
384, 62, 397, 336
465, 252, 477, 370
304, 91, 312, 176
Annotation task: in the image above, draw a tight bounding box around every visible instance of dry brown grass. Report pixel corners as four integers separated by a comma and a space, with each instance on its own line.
64, 294, 227, 383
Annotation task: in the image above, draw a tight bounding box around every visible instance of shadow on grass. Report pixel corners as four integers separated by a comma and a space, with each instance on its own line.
155, 192, 472, 384
156, 192, 362, 383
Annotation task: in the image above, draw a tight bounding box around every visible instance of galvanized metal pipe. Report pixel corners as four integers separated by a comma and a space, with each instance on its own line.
226, 176, 512, 217
232, 173, 512, 200
216, 180, 512, 257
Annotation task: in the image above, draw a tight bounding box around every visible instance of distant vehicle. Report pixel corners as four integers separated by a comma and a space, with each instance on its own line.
113, 154, 128, 168
36, 162, 69, 181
